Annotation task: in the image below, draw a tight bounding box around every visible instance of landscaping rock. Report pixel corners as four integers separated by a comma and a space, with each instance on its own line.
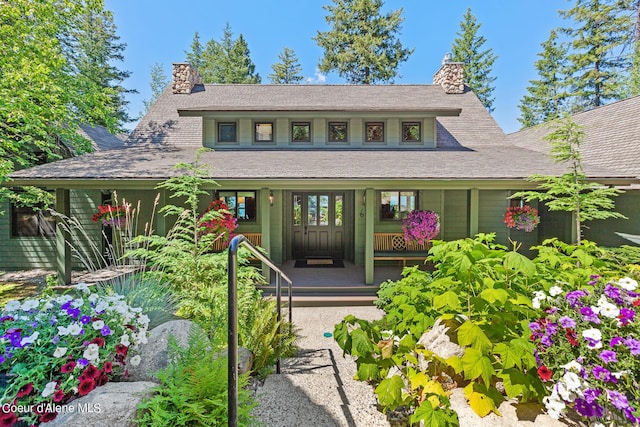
417, 318, 464, 359
43, 381, 156, 427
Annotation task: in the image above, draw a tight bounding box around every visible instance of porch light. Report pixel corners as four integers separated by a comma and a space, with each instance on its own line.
269, 191, 274, 206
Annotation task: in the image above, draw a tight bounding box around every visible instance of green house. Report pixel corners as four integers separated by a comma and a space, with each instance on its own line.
3, 61, 639, 285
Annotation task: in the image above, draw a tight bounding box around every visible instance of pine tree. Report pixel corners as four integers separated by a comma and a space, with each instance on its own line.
142, 63, 169, 113
61, 0, 134, 131
560, 0, 632, 109
518, 30, 570, 128
314, 0, 413, 84
190, 24, 261, 84
268, 47, 304, 84
451, 8, 497, 112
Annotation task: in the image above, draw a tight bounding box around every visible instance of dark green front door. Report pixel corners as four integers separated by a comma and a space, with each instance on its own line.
292, 192, 344, 259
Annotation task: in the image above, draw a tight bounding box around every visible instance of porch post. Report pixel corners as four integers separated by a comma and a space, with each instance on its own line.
364, 188, 375, 285
469, 188, 479, 237
55, 188, 72, 285
260, 188, 271, 278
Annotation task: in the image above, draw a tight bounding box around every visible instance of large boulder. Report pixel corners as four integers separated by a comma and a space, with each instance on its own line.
43, 381, 156, 427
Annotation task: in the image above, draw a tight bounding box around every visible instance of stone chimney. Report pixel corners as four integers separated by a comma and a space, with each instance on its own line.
433, 53, 464, 94
172, 63, 202, 94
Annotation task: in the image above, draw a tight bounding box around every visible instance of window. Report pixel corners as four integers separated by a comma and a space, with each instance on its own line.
402, 122, 421, 142
380, 191, 416, 220
218, 122, 237, 143
254, 122, 273, 142
291, 122, 311, 142
365, 122, 384, 143
11, 204, 56, 237
218, 191, 257, 222
328, 122, 348, 143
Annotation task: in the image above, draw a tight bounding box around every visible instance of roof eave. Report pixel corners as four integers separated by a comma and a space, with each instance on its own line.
177, 107, 463, 117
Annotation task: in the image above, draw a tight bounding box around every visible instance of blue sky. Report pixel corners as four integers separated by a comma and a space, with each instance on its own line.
105, 0, 566, 134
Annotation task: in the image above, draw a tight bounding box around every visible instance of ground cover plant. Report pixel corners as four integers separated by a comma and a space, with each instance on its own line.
335, 234, 639, 426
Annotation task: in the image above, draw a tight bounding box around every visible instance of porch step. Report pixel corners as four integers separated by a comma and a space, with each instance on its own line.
259, 285, 380, 307
258, 285, 380, 295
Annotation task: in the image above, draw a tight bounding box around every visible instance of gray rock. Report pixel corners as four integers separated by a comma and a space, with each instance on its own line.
417, 317, 464, 359
43, 381, 156, 427
215, 346, 254, 375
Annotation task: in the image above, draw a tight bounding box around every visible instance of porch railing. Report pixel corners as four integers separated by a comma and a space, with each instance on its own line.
227, 234, 293, 427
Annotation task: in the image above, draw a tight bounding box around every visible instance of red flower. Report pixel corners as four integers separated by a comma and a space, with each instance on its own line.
116, 344, 128, 357
90, 337, 105, 347
537, 365, 553, 381
102, 361, 113, 374
83, 364, 100, 380
15, 383, 33, 398
38, 411, 57, 423
95, 371, 109, 387
77, 379, 96, 396
566, 328, 579, 347
0, 411, 17, 427
633, 299, 640, 307
61, 361, 76, 373
53, 389, 65, 403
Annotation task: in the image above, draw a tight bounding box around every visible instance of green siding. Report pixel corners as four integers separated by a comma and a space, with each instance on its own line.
443, 190, 468, 240
584, 192, 640, 247
478, 190, 510, 245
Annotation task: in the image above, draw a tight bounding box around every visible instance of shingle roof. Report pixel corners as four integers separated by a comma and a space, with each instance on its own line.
507, 96, 640, 177
78, 125, 127, 151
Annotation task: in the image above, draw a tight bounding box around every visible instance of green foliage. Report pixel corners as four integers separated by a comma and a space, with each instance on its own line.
511, 116, 626, 244
518, 29, 570, 128
186, 24, 261, 84
240, 298, 298, 377
314, 0, 413, 84
142, 63, 169, 113
268, 47, 304, 84
451, 8, 497, 112
136, 329, 255, 426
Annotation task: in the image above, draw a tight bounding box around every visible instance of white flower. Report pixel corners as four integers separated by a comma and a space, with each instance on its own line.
57, 325, 70, 336
561, 360, 582, 373
41, 381, 57, 398
618, 277, 638, 291
43, 301, 54, 311
56, 294, 73, 305
67, 323, 82, 336
533, 290, 547, 300
4, 300, 21, 312
21, 299, 39, 312
532, 298, 542, 309
120, 333, 131, 346
75, 282, 90, 293
582, 328, 602, 348
92, 320, 105, 330
549, 285, 563, 296
53, 347, 67, 358
83, 343, 100, 361
543, 390, 566, 420
71, 298, 84, 308
20, 331, 39, 346
88, 293, 99, 303
562, 372, 582, 392
129, 355, 141, 366
555, 380, 574, 402
599, 302, 620, 319
138, 314, 150, 329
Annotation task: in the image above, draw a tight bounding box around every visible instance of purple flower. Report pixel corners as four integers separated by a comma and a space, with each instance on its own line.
101, 325, 111, 336
599, 350, 617, 363
575, 398, 604, 418
541, 334, 553, 347
592, 365, 615, 382
604, 283, 622, 302
624, 407, 639, 423
566, 290, 588, 307
61, 301, 72, 310
66, 307, 80, 318
583, 389, 601, 403
558, 316, 577, 329
80, 315, 92, 324
77, 358, 89, 367
608, 390, 630, 410
624, 338, 640, 356
610, 336, 624, 347
619, 308, 635, 326
0, 355, 5, 365
529, 322, 541, 332
52, 335, 60, 345
580, 307, 601, 324
50, 315, 58, 325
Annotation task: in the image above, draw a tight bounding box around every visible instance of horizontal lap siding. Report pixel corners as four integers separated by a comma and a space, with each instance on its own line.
478, 190, 509, 245
443, 190, 468, 240
583, 192, 640, 247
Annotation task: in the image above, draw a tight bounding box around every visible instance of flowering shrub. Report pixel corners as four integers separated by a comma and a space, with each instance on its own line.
504, 205, 540, 232
0, 284, 149, 425
199, 200, 237, 245
530, 276, 640, 424
402, 210, 440, 245
92, 205, 127, 227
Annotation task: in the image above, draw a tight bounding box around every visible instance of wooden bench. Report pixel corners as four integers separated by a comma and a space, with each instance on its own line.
373, 233, 430, 267
211, 233, 262, 252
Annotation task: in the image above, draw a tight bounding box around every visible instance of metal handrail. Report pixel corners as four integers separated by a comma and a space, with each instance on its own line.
227, 234, 293, 427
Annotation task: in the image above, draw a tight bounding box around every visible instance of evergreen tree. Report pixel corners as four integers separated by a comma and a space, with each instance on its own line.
518, 30, 571, 128
314, 0, 413, 84
511, 116, 626, 245
268, 47, 304, 84
190, 24, 261, 84
560, 0, 632, 109
185, 31, 205, 72
142, 63, 169, 113
61, 0, 134, 131
451, 8, 497, 112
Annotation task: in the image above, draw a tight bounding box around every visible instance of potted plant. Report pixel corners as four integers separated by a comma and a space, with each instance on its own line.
504, 205, 540, 232
402, 209, 440, 245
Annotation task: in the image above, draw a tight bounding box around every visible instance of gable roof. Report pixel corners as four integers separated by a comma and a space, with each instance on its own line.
78, 125, 127, 151
507, 96, 640, 178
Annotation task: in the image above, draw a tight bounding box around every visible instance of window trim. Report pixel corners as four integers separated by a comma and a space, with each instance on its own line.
254, 121, 274, 143
217, 122, 238, 144
379, 190, 418, 221
365, 121, 385, 144
291, 121, 312, 143
217, 190, 258, 223
328, 121, 348, 144
401, 121, 422, 143
11, 203, 56, 238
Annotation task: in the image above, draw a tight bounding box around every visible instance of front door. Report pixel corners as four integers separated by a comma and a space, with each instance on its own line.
292, 192, 344, 259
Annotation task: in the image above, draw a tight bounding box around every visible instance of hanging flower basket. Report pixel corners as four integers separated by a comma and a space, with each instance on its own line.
92, 205, 127, 227
199, 200, 237, 246
402, 210, 440, 245
504, 205, 540, 232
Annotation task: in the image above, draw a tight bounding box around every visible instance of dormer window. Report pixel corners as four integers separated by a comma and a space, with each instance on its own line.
328, 122, 348, 143
402, 122, 421, 142
218, 122, 237, 143
255, 122, 274, 142
292, 122, 311, 143
365, 122, 384, 143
